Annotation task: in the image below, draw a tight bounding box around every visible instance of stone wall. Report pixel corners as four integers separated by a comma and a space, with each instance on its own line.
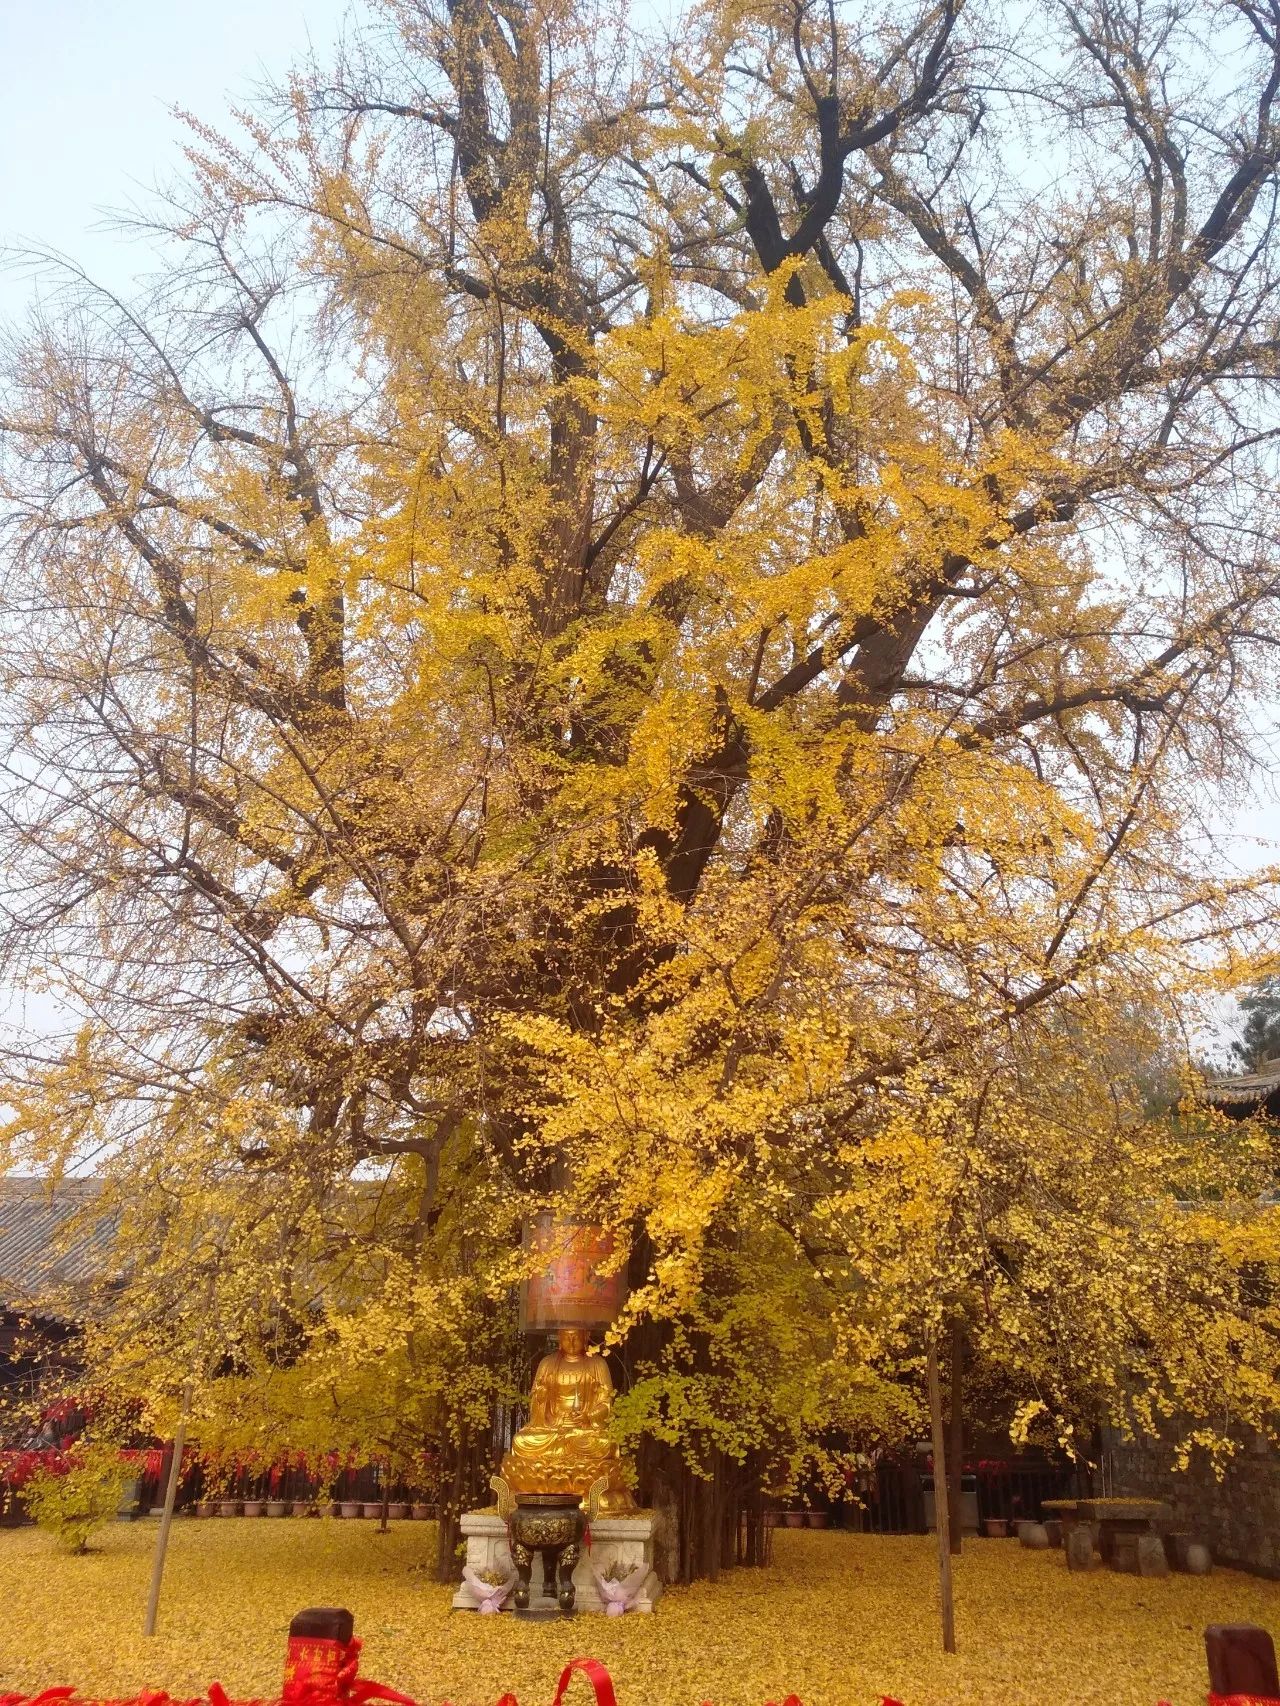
1107, 1427, 1280, 1577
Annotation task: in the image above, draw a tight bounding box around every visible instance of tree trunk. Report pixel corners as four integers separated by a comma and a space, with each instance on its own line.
680, 1462, 694, 1584
948, 1320, 965, 1556
697, 1464, 716, 1583
434, 1425, 469, 1584
709, 1454, 722, 1583
927, 1335, 957, 1655
624, 1285, 768, 1584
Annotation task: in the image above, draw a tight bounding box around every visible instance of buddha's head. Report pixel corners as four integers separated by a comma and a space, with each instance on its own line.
557, 1326, 589, 1357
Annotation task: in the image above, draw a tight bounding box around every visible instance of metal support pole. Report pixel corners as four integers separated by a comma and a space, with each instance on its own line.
143, 1378, 191, 1637
927, 1335, 957, 1654
948, 1321, 965, 1556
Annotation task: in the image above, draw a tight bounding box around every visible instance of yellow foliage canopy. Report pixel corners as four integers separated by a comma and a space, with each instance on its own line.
0, 0, 1277, 1513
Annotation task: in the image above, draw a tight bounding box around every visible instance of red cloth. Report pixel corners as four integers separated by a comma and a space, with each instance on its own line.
282, 1637, 348, 1704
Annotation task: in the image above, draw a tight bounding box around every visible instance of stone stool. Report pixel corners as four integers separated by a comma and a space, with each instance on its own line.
1065, 1525, 1097, 1571
1164, 1532, 1213, 1575
1183, 1542, 1212, 1575
1111, 1531, 1169, 1577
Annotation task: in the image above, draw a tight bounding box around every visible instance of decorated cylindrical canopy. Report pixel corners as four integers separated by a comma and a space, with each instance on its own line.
519, 1213, 627, 1332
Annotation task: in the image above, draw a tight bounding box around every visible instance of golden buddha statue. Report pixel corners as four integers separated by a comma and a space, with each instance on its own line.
500, 1327, 638, 1514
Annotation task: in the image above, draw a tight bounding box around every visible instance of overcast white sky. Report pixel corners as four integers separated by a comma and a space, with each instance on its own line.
0, 0, 1275, 1055
0, 3, 356, 1044
0, 1, 355, 317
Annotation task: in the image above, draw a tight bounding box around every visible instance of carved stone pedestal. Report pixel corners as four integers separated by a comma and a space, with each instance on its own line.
452, 1509, 664, 1613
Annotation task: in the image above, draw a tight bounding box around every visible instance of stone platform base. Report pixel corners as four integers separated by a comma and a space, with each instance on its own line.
452, 1509, 663, 1614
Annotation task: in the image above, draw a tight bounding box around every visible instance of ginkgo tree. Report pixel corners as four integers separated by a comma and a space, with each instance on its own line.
1, 0, 1279, 1591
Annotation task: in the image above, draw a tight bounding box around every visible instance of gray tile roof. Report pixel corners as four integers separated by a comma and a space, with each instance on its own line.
0, 1177, 117, 1314
1202, 1057, 1280, 1109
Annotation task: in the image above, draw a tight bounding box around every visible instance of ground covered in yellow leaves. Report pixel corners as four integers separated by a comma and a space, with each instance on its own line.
1, 1520, 1277, 1706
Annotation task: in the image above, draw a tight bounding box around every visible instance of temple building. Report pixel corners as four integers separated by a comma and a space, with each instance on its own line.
1201, 1054, 1280, 1122
0, 1176, 114, 1416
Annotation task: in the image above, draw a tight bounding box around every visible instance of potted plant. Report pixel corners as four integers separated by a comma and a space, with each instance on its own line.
386, 1500, 409, 1520
217, 1498, 240, 1517
265, 1498, 289, 1517
340, 1499, 362, 1517
242, 1498, 265, 1516
411, 1501, 433, 1520
782, 1508, 806, 1528
805, 1511, 829, 1528
983, 1516, 1009, 1538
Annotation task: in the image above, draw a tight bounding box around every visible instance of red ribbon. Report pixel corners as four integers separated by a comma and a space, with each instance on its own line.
550, 1660, 619, 1706
0, 1655, 817, 1706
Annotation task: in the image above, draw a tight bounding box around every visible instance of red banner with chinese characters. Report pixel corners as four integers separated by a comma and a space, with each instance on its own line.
521, 1215, 627, 1331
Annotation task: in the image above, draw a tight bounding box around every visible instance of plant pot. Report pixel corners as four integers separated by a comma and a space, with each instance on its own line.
265, 1500, 289, 1517
411, 1503, 433, 1520
805, 1512, 829, 1528
242, 1500, 266, 1517
983, 1517, 1009, 1538
362, 1501, 384, 1519
340, 1501, 362, 1518
291, 1500, 318, 1517
782, 1511, 806, 1528
386, 1502, 409, 1520
217, 1500, 241, 1517
762, 1511, 778, 1528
